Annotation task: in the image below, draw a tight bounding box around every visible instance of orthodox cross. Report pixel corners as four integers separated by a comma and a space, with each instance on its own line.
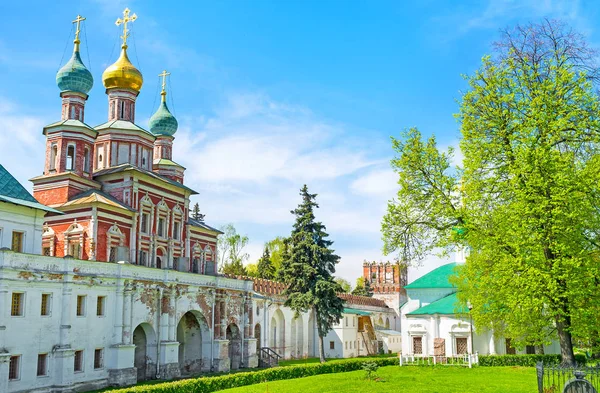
72, 15, 86, 44
115, 8, 137, 47
159, 70, 170, 101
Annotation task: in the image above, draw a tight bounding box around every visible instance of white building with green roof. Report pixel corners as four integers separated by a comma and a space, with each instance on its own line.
0, 165, 61, 254
400, 256, 560, 358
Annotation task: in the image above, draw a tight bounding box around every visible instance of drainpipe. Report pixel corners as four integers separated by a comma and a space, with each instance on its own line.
241, 293, 246, 367
156, 286, 163, 379
210, 290, 215, 371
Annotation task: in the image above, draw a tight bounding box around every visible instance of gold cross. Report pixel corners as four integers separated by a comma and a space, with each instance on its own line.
159, 70, 170, 91
72, 15, 86, 44
158, 70, 170, 102
115, 7, 137, 47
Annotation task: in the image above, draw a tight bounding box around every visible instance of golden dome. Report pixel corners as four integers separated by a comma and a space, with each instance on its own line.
102, 45, 143, 93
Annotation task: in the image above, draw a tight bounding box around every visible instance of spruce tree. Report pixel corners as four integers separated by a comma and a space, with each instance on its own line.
191, 203, 204, 221
279, 185, 344, 363
256, 246, 275, 279
352, 277, 373, 297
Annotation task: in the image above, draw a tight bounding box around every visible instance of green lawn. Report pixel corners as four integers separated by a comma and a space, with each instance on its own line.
218, 366, 537, 393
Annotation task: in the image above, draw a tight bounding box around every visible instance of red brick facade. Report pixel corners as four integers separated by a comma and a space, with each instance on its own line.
31, 80, 218, 272
362, 261, 408, 294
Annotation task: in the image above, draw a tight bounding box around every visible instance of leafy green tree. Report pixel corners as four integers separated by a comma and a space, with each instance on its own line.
217, 223, 250, 274
245, 263, 258, 277
382, 20, 600, 365
335, 277, 352, 293
257, 246, 276, 279
266, 236, 286, 271
352, 277, 373, 297
279, 185, 344, 363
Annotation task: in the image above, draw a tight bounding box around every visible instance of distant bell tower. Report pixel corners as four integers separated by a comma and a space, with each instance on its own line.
32, 14, 99, 206
363, 261, 407, 330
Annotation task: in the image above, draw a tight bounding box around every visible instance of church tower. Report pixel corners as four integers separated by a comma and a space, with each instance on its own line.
32, 15, 99, 206
94, 8, 155, 172
149, 71, 185, 183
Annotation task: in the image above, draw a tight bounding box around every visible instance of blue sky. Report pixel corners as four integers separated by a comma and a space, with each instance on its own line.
0, 0, 596, 283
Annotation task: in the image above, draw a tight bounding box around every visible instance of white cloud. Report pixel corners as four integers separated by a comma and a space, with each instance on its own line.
0, 98, 46, 189
350, 168, 398, 196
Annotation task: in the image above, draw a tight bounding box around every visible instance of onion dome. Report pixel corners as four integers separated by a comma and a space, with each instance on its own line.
102, 45, 143, 93
56, 36, 93, 95
149, 89, 178, 136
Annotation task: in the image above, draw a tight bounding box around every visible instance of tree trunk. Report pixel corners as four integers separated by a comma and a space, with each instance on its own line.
315, 306, 326, 363
535, 345, 545, 355
556, 317, 575, 365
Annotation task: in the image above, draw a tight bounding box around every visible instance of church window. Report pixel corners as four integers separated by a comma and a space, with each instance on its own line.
173, 221, 180, 240
41, 293, 51, 316
66, 145, 75, 171
456, 337, 468, 355
345, 317, 348, 327
11, 292, 24, 316
412, 336, 422, 354
37, 353, 48, 376
9, 355, 20, 380
158, 218, 165, 237
329, 341, 335, 350
526, 345, 536, 354
119, 101, 125, 119
68, 241, 80, 258
83, 147, 90, 173
11, 231, 23, 252
111, 102, 115, 119
76, 295, 86, 316
109, 246, 117, 263
43, 246, 51, 256
141, 213, 149, 233
74, 350, 83, 372
139, 250, 148, 266
70, 106, 75, 119
50, 144, 58, 170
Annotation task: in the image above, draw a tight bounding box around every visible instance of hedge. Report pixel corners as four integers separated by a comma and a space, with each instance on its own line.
105, 357, 399, 393
478, 354, 587, 367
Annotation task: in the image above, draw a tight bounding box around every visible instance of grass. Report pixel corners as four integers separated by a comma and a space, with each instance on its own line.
217, 365, 537, 393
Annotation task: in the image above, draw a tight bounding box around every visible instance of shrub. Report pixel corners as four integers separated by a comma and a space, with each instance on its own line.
478, 354, 587, 367
361, 361, 379, 380
105, 357, 399, 393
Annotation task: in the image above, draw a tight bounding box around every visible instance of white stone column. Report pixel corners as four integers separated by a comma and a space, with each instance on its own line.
122, 282, 133, 344
168, 288, 176, 341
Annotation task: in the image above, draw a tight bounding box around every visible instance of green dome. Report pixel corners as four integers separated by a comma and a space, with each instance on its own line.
149, 101, 178, 136
56, 50, 93, 95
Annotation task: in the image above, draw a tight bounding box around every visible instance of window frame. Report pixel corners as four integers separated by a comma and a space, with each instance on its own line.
76, 295, 86, 317
9, 355, 21, 381
329, 341, 335, 350
94, 348, 104, 369
41, 293, 52, 316
66, 143, 76, 171
96, 296, 105, 317
11, 231, 24, 253
37, 353, 49, 377
11, 292, 24, 317
74, 350, 84, 373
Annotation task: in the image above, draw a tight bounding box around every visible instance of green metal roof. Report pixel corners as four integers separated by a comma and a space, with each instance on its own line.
44, 119, 95, 132
94, 120, 154, 136
153, 158, 185, 168
0, 165, 62, 214
343, 308, 371, 316
407, 292, 468, 315
404, 263, 458, 289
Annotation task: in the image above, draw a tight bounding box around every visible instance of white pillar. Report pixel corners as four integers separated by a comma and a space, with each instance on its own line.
489, 331, 496, 355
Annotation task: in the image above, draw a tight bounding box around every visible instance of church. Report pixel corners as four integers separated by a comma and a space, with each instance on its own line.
31, 11, 220, 274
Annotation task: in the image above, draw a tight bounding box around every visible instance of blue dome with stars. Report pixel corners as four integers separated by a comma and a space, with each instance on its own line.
149, 100, 178, 137
56, 50, 94, 95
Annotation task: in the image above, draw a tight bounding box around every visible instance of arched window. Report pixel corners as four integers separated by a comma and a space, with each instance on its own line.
49, 144, 58, 171
83, 147, 90, 173
66, 145, 75, 171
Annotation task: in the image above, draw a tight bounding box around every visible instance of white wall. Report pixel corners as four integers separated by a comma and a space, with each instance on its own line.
0, 202, 45, 255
